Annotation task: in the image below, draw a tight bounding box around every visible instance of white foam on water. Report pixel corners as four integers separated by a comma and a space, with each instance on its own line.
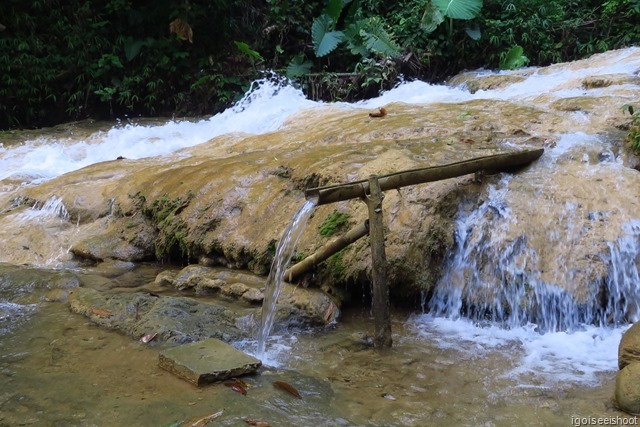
0, 77, 318, 185
409, 314, 627, 386
234, 334, 298, 368
2, 47, 639, 187
348, 46, 640, 109
0, 301, 37, 335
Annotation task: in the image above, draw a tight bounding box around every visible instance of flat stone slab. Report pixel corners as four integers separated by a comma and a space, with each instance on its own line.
158, 338, 261, 386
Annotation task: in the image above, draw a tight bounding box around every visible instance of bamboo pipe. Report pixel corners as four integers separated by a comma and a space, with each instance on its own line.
283, 221, 370, 283
305, 148, 544, 205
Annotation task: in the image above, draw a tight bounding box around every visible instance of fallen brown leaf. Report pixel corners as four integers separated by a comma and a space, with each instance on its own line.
324, 302, 334, 322
140, 332, 158, 344
369, 107, 387, 118
245, 419, 271, 427
273, 380, 302, 399
91, 307, 113, 317
226, 384, 247, 395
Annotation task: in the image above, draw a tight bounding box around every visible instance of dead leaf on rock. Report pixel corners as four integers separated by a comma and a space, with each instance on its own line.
273, 380, 302, 399
245, 419, 272, 427
324, 302, 334, 322
369, 107, 387, 118
140, 332, 158, 344
91, 307, 113, 317
169, 18, 193, 43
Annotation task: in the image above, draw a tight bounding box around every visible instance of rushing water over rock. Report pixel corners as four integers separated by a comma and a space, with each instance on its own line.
257, 199, 316, 357
429, 178, 640, 332
0, 48, 640, 425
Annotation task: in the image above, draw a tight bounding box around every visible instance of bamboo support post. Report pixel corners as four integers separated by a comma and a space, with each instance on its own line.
305, 148, 544, 205
365, 175, 392, 348
283, 221, 370, 283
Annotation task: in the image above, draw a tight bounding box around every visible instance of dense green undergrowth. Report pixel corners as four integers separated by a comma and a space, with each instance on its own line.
1, 0, 639, 130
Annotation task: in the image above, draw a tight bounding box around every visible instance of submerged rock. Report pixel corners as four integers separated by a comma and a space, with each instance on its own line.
67, 287, 247, 344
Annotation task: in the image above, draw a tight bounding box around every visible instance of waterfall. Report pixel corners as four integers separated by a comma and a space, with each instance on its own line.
429, 179, 640, 333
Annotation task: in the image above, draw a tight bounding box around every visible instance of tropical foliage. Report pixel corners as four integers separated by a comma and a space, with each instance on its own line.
1, 0, 639, 129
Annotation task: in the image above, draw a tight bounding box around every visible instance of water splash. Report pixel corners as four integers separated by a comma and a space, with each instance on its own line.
257, 199, 316, 357
31, 196, 70, 220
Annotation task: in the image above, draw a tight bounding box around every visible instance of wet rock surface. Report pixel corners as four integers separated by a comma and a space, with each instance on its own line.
0, 48, 639, 330
158, 338, 262, 385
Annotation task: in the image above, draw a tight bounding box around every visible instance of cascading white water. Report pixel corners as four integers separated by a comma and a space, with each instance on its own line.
603, 220, 640, 326
29, 196, 70, 220
0, 75, 317, 188
429, 177, 640, 333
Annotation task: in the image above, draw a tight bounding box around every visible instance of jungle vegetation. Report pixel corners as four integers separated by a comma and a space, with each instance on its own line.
1, 0, 639, 130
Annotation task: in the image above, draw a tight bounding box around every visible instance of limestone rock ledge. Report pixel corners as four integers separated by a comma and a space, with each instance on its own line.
157, 264, 341, 328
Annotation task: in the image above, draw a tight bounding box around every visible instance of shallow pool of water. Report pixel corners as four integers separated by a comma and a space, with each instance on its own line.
0, 292, 631, 427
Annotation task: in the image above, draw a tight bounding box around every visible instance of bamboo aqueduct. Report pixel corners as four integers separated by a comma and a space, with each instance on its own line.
283, 148, 545, 347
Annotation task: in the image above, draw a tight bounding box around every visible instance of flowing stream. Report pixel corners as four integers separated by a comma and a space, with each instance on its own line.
1, 48, 640, 425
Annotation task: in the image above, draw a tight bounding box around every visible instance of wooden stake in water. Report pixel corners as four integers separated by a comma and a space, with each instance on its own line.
364, 175, 392, 348
257, 199, 316, 357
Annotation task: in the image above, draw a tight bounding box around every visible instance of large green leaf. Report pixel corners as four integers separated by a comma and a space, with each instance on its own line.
323, 0, 343, 22
361, 18, 401, 58
312, 14, 345, 57
344, 19, 370, 57
500, 45, 529, 70
421, 2, 445, 33
432, 0, 483, 20
234, 41, 264, 61
286, 54, 313, 78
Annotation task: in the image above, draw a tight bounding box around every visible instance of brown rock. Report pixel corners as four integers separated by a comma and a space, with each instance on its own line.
221, 282, 249, 298
619, 322, 640, 369
154, 270, 177, 287
242, 287, 264, 304
616, 363, 640, 415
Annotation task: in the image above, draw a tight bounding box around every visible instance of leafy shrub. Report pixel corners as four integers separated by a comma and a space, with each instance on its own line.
624, 105, 640, 152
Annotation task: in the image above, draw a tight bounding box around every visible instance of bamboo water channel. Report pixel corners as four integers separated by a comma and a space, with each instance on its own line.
269, 148, 545, 348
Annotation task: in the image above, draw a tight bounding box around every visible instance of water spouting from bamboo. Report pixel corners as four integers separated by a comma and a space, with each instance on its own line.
257, 199, 316, 357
